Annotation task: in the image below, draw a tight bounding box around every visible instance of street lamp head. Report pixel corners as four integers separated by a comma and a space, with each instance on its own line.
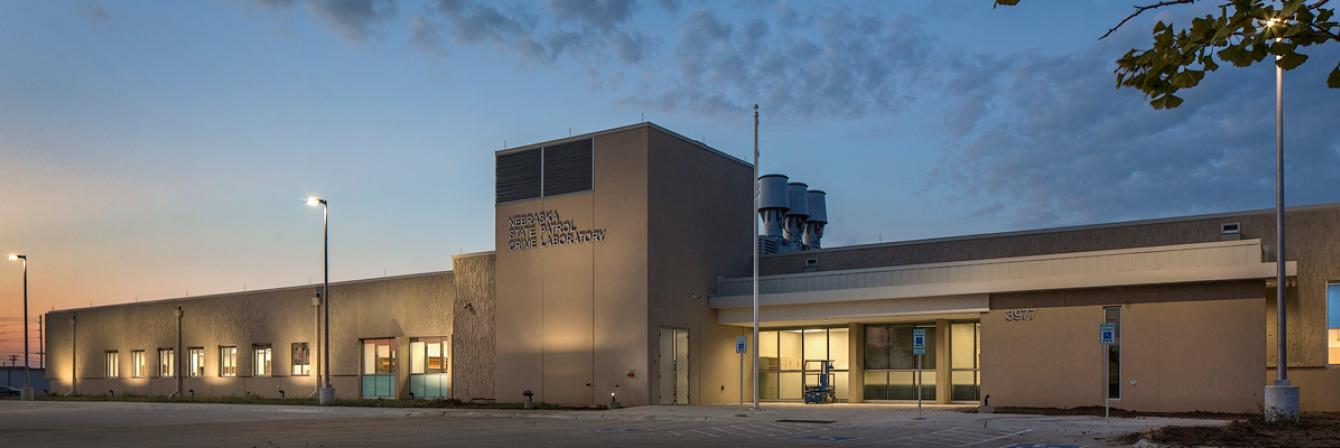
306, 196, 326, 207
8, 254, 23, 261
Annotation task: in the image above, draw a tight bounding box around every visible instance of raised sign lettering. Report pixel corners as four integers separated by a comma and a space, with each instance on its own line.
506, 210, 607, 251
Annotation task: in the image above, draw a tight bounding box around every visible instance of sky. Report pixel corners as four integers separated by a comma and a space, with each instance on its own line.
1, 0, 1338, 366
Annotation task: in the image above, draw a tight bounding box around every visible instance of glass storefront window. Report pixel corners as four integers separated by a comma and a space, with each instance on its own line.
863, 323, 937, 401
756, 327, 850, 401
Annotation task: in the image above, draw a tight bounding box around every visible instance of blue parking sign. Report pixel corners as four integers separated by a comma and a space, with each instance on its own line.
735, 336, 747, 354
912, 328, 926, 355
1099, 322, 1117, 345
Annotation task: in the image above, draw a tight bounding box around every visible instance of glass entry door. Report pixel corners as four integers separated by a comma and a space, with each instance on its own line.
657, 328, 689, 404
361, 338, 397, 399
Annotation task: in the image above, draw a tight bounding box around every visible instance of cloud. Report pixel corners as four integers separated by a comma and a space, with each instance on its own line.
80, 0, 111, 22
624, 7, 937, 120
243, 0, 1340, 227
254, 0, 298, 7
410, 14, 447, 57
547, 0, 637, 33
937, 38, 1340, 226
307, 0, 397, 43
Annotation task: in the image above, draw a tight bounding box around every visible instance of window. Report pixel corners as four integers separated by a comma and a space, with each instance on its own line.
1328, 284, 1340, 365
363, 339, 396, 375
1104, 306, 1122, 400
253, 344, 272, 376
410, 337, 449, 399
159, 348, 175, 378
131, 350, 147, 378
188, 347, 205, 377
292, 342, 311, 376
219, 346, 238, 377
950, 322, 981, 402
410, 337, 448, 374
105, 351, 120, 378
863, 324, 935, 401
361, 338, 397, 399
755, 327, 849, 402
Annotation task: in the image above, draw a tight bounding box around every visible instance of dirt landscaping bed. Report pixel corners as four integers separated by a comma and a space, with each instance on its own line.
1120, 414, 1340, 448
989, 406, 1247, 420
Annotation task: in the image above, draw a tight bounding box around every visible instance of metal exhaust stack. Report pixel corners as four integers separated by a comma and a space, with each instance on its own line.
783, 182, 809, 252
803, 189, 827, 250
757, 174, 789, 255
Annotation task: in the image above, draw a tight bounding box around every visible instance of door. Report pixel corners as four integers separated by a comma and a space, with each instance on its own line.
361, 338, 397, 399
657, 328, 689, 404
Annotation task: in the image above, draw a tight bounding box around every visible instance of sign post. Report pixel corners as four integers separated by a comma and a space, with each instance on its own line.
736, 336, 747, 406
1099, 322, 1117, 421
912, 328, 927, 420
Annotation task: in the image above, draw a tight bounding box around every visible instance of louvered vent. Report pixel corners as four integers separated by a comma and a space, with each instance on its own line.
543, 139, 593, 196
496, 149, 541, 203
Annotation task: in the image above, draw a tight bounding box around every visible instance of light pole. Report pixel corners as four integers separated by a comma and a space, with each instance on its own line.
307, 196, 334, 405
1263, 18, 1300, 423
8, 254, 32, 400
751, 105, 761, 411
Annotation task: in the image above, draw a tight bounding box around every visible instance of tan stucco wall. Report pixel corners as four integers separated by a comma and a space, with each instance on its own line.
645, 127, 752, 405
493, 126, 651, 406
451, 252, 496, 401
44, 272, 454, 399
1267, 367, 1340, 412
982, 297, 1264, 413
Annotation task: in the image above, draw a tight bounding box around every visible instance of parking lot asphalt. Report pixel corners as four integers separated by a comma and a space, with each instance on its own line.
0, 400, 1225, 447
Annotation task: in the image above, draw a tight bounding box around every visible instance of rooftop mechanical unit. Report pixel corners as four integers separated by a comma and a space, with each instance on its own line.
755, 174, 828, 253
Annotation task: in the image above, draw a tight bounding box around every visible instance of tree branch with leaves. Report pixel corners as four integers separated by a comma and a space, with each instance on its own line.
996, 0, 1340, 109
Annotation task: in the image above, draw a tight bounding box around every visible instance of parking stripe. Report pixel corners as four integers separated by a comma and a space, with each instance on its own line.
957, 429, 1032, 447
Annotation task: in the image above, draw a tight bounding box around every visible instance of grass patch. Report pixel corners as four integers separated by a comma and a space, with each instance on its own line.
33, 394, 592, 410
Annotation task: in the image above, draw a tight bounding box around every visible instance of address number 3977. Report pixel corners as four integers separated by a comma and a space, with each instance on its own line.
1005, 309, 1036, 321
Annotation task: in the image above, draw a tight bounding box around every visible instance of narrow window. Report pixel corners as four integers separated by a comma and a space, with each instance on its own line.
1104, 306, 1121, 400
159, 348, 175, 378
105, 351, 120, 378
188, 347, 205, 377
219, 346, 238, 377
292, 342, 311, 376
410, 336, 448, 374
253, 344, 272, 376
131, 350, 146, 378
1328, 283, 1340, 365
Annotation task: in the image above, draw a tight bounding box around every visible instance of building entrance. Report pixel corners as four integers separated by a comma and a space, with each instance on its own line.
657, 328, 689, 404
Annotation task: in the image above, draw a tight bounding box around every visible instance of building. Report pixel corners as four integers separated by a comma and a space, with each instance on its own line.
43, 123, 1340, 413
